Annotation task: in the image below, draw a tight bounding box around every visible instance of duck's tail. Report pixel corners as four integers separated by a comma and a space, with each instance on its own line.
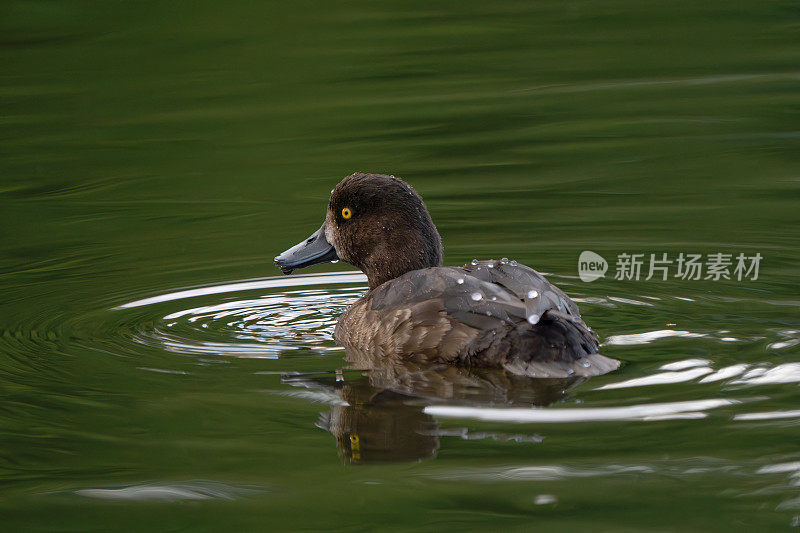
501, 311, 621, 378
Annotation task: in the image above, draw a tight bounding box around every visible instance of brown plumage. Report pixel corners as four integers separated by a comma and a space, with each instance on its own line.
275, 172, 620, 378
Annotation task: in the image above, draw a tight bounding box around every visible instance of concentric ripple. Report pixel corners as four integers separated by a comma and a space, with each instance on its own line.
122, 272, 367, 359
0, 271, 368, 372
130, 288, 358, 358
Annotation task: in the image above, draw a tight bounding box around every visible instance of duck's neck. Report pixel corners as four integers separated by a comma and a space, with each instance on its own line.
362, 226, 443, 290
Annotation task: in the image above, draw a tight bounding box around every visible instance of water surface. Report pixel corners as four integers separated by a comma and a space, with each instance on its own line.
2, 1, 799, 530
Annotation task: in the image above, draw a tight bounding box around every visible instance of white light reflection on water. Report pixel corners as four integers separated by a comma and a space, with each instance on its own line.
270, 389, 350, 406
699, 364, 750, 383
605, 329, 705, 346
660, 358, 711, 371
594, 359, 800, 391
428, 460, 742, 482
755, 461, 800, 515
756, 462, 800, 485
734, 409, 800, 421
113, 271, 367, 310
424, 398, 739, 423
117, 273, 367, 358
75, 482, 262, 501
731, 363, 800, 386
595, 367, 714, 391
607, 296, 654, 307
427, 464, 654, 482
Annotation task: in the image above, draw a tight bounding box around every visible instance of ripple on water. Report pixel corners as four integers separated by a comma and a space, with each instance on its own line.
121, 274, 367, 359
423, 398, 740, 423
73, 481, 264, 501
428, 454, 800, 483
0, 272, 367, 371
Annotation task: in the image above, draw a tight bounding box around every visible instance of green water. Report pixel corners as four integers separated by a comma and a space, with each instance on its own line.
2, 1, 799, 530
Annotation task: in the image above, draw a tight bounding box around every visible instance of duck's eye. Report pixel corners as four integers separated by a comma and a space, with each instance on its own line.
341, 207, 352, 219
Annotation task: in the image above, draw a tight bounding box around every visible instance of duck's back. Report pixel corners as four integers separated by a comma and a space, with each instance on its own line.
334, 260, 619, 377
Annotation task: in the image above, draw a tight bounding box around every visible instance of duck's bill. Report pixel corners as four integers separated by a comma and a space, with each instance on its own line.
274, 223, 339, 275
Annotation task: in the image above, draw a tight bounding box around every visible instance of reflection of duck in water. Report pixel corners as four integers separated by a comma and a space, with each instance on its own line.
314, 380, 440, 464
275, 173, 618, 378
284, 362, 582, 464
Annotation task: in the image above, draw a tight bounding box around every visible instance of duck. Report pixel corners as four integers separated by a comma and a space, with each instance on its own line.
274, 172, 619, 378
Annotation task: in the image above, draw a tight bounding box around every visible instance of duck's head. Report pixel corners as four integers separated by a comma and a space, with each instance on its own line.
274, 173, 443, 289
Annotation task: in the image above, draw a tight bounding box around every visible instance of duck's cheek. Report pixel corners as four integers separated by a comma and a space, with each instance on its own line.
323, 224, 335, 246
324, 212, 338, 243
323, 224, 341, 255
332, 240, 354, 265
335, 237, 364, 267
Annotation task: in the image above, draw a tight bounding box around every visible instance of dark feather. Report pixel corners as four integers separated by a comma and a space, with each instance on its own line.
335, 260, 619, 378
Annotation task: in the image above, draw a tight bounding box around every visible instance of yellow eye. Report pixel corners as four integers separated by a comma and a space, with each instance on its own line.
341, 207, 352, 219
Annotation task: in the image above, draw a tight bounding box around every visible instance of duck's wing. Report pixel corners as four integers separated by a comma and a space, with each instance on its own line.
463, 261, 620, 377
462, 260, 581, 323
336, 266, 504, 365
341, 263, 617, 377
